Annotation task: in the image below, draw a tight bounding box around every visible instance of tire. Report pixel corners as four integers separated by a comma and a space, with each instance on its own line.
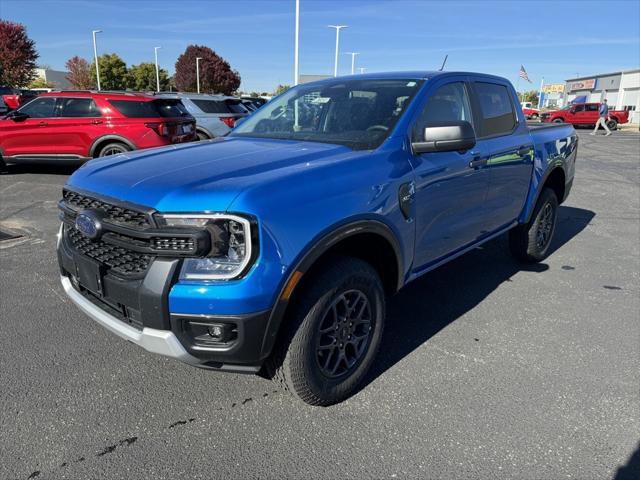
552, 118, 564, 123
267, 257, 385, 406
606, 119, 618, 131
196, 131, 211, 141
531, 113, 539, 119
98, 142, 130, 157
509, 188, 559, 263
0, 155, 6, 173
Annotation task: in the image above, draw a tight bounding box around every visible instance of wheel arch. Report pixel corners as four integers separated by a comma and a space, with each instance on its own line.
89, 135, 136, 158
524, 166, 566, 223
259, 219, 404, 360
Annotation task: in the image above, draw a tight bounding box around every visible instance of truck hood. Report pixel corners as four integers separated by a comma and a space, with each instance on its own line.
68, 137, 362, 212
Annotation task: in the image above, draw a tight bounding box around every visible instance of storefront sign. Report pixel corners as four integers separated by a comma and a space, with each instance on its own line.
542, 83, 565, 94
568, 79, 597, 91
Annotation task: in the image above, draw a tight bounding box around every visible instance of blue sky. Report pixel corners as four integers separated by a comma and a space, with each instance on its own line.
2, 0, 639, 92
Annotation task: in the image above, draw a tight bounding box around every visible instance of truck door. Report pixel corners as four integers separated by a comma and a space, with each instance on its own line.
410, 78, 492, 269
569, 104, 586, 124
470, 80, 534, 232
584, 103, 600, 125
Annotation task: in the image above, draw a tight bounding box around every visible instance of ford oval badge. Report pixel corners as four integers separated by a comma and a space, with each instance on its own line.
75, 211, 102, 240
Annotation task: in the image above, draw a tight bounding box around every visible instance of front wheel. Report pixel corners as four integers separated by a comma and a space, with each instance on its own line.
267, 257, 385, 406
552, 118, 564, 124
509, 188, 558, 263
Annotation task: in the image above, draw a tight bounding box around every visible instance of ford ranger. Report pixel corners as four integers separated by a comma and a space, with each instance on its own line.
57, 71, 577, 405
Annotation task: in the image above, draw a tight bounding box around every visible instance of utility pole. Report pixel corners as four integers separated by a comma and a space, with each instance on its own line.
328, 25, 348, 77
345, 52, 359, 75
154, 46, 161, 92
92, 30, 102, 90
294, 0, 300, 85
196, 57, 202, 93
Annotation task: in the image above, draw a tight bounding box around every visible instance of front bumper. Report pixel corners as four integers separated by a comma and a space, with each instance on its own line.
58, 220, 272, 374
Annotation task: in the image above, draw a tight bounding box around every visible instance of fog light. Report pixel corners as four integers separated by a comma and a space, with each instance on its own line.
208, 324, 225, 339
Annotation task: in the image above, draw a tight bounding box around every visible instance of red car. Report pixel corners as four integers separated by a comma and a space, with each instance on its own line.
540, 102, 629, 130
0, 91, 196, 167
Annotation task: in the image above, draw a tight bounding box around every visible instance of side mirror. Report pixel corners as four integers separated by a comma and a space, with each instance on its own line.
412, 121, 476, 154
6, 111, 28, 122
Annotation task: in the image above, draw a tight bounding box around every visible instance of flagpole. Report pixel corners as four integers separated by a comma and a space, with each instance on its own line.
516, 77, 521, 102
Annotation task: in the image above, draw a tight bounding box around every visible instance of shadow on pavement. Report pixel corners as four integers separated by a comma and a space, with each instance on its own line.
614, 441, 640, 480
0, 163, 79, 176
361, 206, 596, 390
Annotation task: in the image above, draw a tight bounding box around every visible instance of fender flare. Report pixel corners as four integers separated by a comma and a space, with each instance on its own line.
89, 135, 136, 157
523, 163, 566, 223
259, 219, 404, 360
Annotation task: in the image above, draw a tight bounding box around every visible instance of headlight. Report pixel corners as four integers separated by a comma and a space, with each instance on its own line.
158, 214, 255, 281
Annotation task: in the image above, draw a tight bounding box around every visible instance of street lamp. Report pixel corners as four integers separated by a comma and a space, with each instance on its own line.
344, 52, 359, 75
294, 0, 300, 86
328, 25, 348, 77
359, 67, 367, 74
196, 57, 203, 93
154, 46, 161, 92
92, 29, 102, 90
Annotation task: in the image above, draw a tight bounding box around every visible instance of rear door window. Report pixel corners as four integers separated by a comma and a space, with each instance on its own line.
474, 82, 516, 137
585, 104, 599, 112
18, 97, 57, 118
59, 98, 101, 117
190, 99, 230, 114
109, 99, 191, 118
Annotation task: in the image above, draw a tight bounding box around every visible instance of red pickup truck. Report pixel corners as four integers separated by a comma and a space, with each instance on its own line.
540, 103, 629, 130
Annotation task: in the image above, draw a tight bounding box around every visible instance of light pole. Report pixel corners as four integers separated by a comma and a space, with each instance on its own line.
154, 46, 161, 92
196, 57, 202, 93
92, 29, 102, 90
294, 0, 300, 86
359, 67, 366, 74
345, 52, 359, 75
328, 25, 348, 77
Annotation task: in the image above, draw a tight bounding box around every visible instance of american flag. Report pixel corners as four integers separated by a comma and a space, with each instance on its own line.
519, 65, 532, 83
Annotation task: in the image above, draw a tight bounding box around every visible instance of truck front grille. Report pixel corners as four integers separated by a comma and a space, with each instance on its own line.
67, 226, 152, 277
63, 189, 153, 229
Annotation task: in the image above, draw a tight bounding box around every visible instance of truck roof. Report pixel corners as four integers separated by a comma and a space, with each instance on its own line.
306, 70, 510, 85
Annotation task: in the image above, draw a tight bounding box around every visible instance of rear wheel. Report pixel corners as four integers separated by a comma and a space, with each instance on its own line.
509, 188, 558, 263
606, 119, 618, 131
267, 257, 385, 406
531, 113, 539, 119
552, 117, 564, 123
98, 142, 130, 157
196, 131, 211, 141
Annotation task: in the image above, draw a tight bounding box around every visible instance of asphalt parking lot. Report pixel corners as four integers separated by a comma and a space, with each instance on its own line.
1, 130, 638, 480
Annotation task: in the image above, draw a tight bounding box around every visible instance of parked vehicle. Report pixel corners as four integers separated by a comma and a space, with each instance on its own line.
520, 101, 540, 119
57, 72, 576, 405
240, 96, 267, 111
0, 91, 196, 167
156, 92, 250, 140
540, 102, 629, 130
0, 87, 38, 114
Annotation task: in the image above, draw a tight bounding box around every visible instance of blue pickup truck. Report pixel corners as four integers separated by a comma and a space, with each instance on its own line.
57, 71, 577, 405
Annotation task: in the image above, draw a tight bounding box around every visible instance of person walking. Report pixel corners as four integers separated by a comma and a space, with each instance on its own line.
590, 99, 612, 136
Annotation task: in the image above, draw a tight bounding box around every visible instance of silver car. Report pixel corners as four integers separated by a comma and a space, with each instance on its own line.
157, 93, 250, 140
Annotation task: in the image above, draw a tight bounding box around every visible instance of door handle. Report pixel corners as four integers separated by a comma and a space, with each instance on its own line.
38, 121, 48, 127
91, 120, 103, 125
468, 156, 488, 169
517, 146, 532, 156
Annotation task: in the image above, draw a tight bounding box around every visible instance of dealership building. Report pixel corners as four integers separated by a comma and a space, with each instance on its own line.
563, 69, 640, 123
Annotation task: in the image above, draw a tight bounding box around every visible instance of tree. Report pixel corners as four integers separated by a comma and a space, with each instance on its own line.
174, 45, 240, 95
274, 84, 290, 95
28, 77, 53, 89
90, 53, 128, 90
0, 20, 39, 87
126, 62, 169, 91
521, 90, 539, 106
65, 56, 94, 90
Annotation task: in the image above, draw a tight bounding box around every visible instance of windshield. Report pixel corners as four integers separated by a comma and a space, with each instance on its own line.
230, 79, 423, 150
